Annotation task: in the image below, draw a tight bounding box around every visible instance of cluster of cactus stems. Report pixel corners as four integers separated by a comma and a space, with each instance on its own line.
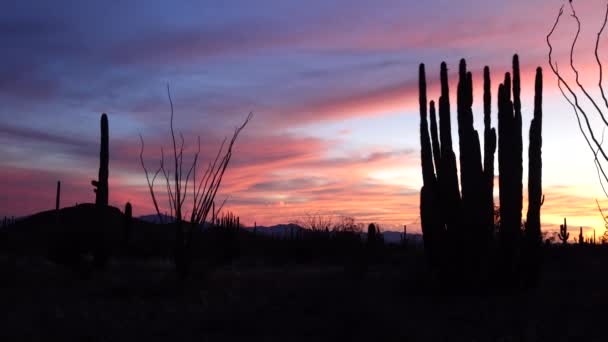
2, 217, 16, 229
419, 55, 543, 287
92, 113, 109, 207
213, 211, 241, 231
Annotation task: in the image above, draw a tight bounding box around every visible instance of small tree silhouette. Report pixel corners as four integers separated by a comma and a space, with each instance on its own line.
139, 86, 252, 278
293, 212, 335, 231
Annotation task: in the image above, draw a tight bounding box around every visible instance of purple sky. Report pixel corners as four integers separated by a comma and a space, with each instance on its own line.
2, 0, 608, 235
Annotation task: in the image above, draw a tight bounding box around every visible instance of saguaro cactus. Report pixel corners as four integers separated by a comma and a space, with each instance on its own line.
92, 113, 109, 207
124, 202, 133, 246
55, 181, 61, 211
558, 218, 569, 245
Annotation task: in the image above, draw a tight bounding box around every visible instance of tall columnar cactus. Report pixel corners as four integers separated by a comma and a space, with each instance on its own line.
483, 67, 497, 238
418, 55, 543, 288
124, 202, 133, 246
55, 180, 61, 211
498, 63, 521, 251
401, 225, 408, 246
429, 102, 441, 175
437, 63, 462, 238
512, 56, 524, 231
456, 60, 485, 256
419, 64, 442, 266
558, 218, 569, 245
92, 113, 109, 207
579, 227, 584, 245
526, 68, 543, 245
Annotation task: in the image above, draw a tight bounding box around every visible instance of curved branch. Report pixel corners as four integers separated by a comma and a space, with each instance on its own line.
139, 134, 165, 224
557, 73, 608, 197
568, 3, 608, 127
595, 3, 608, 111
547, 5, 608, 165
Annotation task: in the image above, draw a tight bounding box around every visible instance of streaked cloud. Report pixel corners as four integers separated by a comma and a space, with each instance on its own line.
1, 0, 608, 234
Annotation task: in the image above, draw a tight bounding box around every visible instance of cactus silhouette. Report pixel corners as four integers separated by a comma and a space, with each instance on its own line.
498, 59, 521, 260
92, 113, 109, 207
401, 225, 408, 247
483, 66, 497, 243
368, 223, 377, 245
522, 67, 544, 287
124, 202, 132, 247
419, 64, 443, 268
558, 218, 569, 245
579, 227, 584, 246
55, 181, 61, 211
429, 102, 441, 175
437, 63, 462, 242
526, 68, 543, 246
418, 55, 544, 289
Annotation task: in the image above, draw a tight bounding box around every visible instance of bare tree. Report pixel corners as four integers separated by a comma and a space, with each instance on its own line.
292, 212, 335, 232
333, 216, 362, 233
547, 2, 608, 197
140, 86, 252, 277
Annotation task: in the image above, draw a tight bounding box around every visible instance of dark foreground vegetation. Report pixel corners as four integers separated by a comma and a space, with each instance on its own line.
1, 219, 607, 342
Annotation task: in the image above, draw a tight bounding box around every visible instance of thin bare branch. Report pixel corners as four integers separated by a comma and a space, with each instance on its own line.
568, 3, 608, 127
547, 5, 608, 166
167, 84, 181, 221
596, 198, 608, 225
557, 71, 608, 198
139, 134, 165, 224
595, 3, 608, 111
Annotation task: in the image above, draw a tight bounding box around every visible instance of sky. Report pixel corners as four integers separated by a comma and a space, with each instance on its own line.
2, 0, 608, 237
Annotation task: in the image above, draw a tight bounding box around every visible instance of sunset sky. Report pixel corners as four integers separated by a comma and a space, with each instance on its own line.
2, 0, 608, 236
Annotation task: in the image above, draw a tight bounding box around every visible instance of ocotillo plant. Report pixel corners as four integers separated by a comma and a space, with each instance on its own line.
92, 113, 109, 207
418, 55, 544, 288
558, 218, 569, 245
